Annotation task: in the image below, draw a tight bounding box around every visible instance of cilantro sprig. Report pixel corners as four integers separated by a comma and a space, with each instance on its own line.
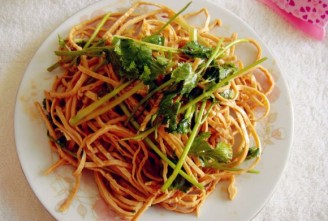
110, 37, 168, 83
189, 132, 233, 165
161, 100, 208, 191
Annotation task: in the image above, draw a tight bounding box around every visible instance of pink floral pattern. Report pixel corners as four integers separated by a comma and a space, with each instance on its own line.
259, 0, 328, 40
273, 0, 328, 25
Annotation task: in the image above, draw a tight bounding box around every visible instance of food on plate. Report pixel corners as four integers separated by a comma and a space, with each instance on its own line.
36, 1, 274, 220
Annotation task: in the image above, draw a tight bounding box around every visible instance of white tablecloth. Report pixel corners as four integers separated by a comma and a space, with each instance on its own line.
0, 0, 327, 220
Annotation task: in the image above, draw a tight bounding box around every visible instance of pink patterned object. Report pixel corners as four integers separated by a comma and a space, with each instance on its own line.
259, 0, 328, 40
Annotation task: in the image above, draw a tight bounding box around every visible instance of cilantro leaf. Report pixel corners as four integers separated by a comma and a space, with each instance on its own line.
220, 89, 234, 99
47, 131, 67, 148
189, 132, 233, 165
219, 63, 238, 80
143, 35, 165, 45
120, 38, 152, 76
156, 63, 198, 133
204, 62, 238, 83
171, 63, 198, 95
189, 132, 212, 152
203, 64, 219, 82
182, 41, 212, 59
214, 142, 233, 163
176, 118, 191, 134
140, 66, 152, 83
186, 87, 204, 100
58, 35, 66, 48
176, 102, 196, 134
158, 93, 181, 132
246, 147, 260, 160
109, 37, 166, 84
142, 56, 168, 85
170, 173, 192, 192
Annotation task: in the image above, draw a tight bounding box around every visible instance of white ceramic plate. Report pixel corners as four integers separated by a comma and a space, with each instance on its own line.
14, 0, 293, 220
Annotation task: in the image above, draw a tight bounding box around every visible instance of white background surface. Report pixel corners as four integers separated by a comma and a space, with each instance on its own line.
0, 0, 327, 221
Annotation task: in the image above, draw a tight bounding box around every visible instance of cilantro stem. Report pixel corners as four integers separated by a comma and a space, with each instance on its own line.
121, 127, 154, 141
118, 102, 204, 190
123, 127, 155, 141
144, 137, 204, 189
69, 80, 132, 126
246, 169, 260, 174
198, 38, 248, 76
179, 57, 267, 114
155, 1, 192, 35
125, 78, 175, 125
197, 38, 224, 75
47, 61, 61, 72
84, 12, 111, 49
190, 28, 197, 42
215, 38, 250, 59
207, 164, 260, 174
172, 14, 208, 46
77, 81, 144, 125
47, 56, 74, 72
200, 101, 216, 124
54, 47, 111, 56
114, 36, 180, 53
162, 100, 207, 191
